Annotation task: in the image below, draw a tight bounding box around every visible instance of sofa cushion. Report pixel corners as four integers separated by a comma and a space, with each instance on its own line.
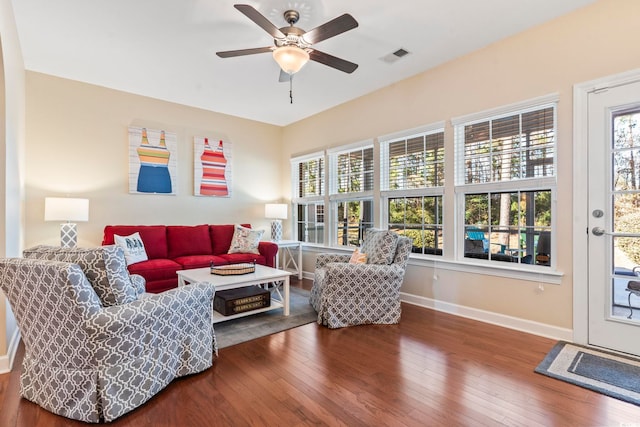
210, 223, 252, 255
126, 258, 182, 283
220, 253, 266, 266
361, 229, 399, 265
167, 225, 213, 259
103, 225, 168, 259
228, 224, 264, 255
23, 245, 137, 307
113, 232, 149, 265
175, 255, 228, 270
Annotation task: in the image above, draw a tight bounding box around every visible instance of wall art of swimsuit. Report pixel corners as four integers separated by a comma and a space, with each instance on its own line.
128, 126, 177, 195
194, 136, 232, 197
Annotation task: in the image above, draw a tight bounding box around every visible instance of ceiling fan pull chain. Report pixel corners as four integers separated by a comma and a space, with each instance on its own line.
290, 74, 294, 104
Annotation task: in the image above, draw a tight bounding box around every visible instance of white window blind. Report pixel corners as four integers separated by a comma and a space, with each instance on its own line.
453, 97, 557, 187
292, 154, 324, 199
381, 128, 445, 191
329, 143, 374, 196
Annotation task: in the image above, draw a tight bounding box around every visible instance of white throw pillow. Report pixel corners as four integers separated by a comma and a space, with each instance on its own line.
114, 232, 149, 265
228, 224, 264, 255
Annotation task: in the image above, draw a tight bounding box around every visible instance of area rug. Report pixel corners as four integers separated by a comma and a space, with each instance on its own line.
535, 341, 640, 406
214, 287, 317, 349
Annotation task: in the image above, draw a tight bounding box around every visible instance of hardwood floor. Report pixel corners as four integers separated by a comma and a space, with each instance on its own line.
1, 278, 640, 426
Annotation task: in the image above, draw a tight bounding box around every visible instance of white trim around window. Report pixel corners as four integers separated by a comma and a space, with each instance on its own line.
453, 95, 558, 272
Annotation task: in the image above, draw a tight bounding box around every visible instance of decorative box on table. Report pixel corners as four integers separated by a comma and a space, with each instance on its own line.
213, 285, 271, 316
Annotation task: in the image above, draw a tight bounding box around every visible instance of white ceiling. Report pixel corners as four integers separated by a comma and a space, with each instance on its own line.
11, 0, 596, 126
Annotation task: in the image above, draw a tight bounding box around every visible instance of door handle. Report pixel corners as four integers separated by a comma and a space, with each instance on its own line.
592, 227, 606, 236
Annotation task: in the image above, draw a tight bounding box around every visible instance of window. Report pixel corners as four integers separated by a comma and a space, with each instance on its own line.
295, 155, 324, 198
289, 96, 558, 276
328, 142, 374, 246
454, 98, 556, 266
388, 196, 443, 255
291, 153, 325, 244
381, 124, 445, 255
295, 202, 324, 244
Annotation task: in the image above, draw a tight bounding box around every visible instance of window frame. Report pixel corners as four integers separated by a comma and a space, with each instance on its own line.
452, 94, 558, 270
291, 151, 326, 245
327, 140, 375, 247
379, 122, 446, 257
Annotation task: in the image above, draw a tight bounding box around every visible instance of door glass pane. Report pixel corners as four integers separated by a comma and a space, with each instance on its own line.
611, 109, 640, 319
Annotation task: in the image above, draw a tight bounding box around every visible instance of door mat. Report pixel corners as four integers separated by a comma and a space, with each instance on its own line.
535, 341, 640, 406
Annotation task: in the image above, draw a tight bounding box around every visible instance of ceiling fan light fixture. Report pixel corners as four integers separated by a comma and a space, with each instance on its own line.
272, 45, 309, 75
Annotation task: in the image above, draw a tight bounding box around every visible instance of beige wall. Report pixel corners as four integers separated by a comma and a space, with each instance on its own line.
24, 73, 284, 248
282, 0, 640, 330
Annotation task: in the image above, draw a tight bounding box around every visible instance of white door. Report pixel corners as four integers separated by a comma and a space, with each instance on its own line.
588, 80, 640, 356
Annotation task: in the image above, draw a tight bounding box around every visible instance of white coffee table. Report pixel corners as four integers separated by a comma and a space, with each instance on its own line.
177, 264, 291, 323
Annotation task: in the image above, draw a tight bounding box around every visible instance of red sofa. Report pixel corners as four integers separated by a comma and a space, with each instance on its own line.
102, 224, 278, 293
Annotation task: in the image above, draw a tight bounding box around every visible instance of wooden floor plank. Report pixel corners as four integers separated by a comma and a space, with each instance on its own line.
1, 278, 640, 426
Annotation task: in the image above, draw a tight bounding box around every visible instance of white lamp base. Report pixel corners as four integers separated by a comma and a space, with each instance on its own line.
60, 223, 78, 248
271, 220, 283, 241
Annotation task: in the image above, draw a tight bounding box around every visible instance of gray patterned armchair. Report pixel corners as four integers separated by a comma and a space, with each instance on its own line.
310, 230, 412, 328
1, 245, 217, 423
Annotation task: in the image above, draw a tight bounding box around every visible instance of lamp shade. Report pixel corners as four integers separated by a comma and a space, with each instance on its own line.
265, 203, 288, 220
45, 197, 89, 222
264, 203, 287, 219
272, 46, 310, 75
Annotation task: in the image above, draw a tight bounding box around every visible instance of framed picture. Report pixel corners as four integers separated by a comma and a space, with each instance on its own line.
194, 136, 232, 197
128, 126, 177, 195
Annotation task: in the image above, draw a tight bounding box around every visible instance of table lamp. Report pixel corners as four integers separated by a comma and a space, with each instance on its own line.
265, 203, 287, 241
44, 197, 89, 247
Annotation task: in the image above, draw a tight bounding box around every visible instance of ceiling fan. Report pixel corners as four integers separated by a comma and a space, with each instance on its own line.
216, 4, 359, 81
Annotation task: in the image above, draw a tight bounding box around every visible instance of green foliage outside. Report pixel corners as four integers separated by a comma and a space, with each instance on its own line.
388, 196, 441, 249
400, 229, 436, 249
464, 191, 551, 226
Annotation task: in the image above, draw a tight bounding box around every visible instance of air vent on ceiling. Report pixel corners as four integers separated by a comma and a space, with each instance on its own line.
381, 48, 411, 64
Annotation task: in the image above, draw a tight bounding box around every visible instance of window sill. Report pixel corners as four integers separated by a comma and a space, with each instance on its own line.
304, 244, 563, 285
410, 254, 563, 285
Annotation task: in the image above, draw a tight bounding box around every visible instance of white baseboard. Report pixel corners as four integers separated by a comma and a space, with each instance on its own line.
0, 328, 21, 374
301, 271, 571, 341
400, 292, 573, 341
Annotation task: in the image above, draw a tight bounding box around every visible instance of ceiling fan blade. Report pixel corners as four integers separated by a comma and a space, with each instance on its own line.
216, 47, 273, 58
278, 69, 291, 83
234, 4, 285, 39
309, 49, 358, 74
302, 14, 358, 45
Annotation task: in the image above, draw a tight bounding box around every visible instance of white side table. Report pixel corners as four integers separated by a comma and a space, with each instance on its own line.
274, 240, 303, 280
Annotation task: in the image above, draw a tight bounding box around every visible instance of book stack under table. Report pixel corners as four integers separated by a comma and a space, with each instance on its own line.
176, 264, 291, 323
214, 286, 271, 315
